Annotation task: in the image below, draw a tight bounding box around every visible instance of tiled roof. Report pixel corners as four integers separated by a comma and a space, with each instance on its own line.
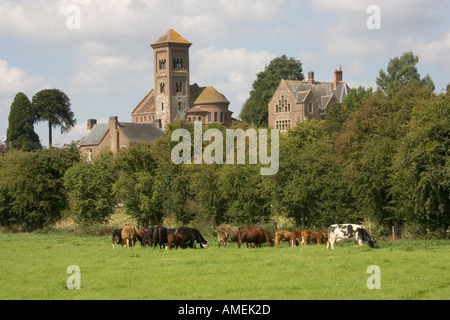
132, 89, 155, 114
151, 29, 192, 46
79, 124, 109, 146
193, 86, 229, 105
119, 123, 164, 143
79, 122, 164, 146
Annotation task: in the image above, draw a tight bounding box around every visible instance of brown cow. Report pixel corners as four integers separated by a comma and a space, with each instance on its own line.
137, 228, 149, 247
238, 226, 274, 248
121, 225, 137, 247
217, 225, 240, 248
301, 230, 328, 245
275, 230, 298, 247
166, 233, 187, 250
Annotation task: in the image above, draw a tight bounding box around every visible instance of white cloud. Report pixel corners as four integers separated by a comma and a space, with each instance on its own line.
0, 59, 53, 97
191, 47, 275, 114
410, 32, 450, 71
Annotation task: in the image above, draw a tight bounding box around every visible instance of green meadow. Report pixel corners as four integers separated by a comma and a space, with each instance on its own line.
0, 233, 448, 300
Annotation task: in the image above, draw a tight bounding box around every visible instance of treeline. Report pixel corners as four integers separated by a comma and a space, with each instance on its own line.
0, 82, 448, 237
1, 52, 449, 237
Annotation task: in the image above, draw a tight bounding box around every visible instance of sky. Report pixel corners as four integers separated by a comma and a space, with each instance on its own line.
1, 0, 449, 148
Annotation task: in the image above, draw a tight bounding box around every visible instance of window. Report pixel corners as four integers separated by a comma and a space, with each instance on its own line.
159, 59, 166, 70
276, 96, 290, 113
86, 148, 92, 162
208, 112, 212, 122
160, 83, 165, 94
308, 103, 313, 113
161, 103, 164, 111
214, 112, 218, 122
198, 117, 201, 122
275, 120, 291, 131
174, 59, 183, 69
179, 102, 182, 110
176, 82, 183, 93
220, 112, 223, 122
193, 117, 196, 122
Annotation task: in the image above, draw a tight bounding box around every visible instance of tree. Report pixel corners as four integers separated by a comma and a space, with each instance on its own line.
32, 89, 76, 147
64, 152, 117, 225
336, 83, 435, 231
113, 142, 159, 227
240, 55, 304, 126
389, 93, 450, 236
376, 51, 435, 93
0, 147, 79, 231
6, 92, 41, 150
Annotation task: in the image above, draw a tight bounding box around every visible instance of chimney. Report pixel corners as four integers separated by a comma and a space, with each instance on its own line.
334, 67, 343, 90
308, 71, 315, 84
109, 116, 119, 154
87, 119, 97, 131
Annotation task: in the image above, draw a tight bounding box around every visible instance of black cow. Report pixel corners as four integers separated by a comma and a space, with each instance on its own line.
112, 228, 123, 249
177, 227, 209, 249
149, 226, 176, 249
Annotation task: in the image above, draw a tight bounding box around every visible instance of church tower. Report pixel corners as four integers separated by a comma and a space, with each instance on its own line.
151, 29, 192, 131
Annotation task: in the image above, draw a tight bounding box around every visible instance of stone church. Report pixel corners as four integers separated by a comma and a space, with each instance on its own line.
79, 29, 233, 158
132, 29, 233, 130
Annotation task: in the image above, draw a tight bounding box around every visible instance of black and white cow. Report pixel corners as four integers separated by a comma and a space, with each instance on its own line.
327, 224, 375, 250
177, 227, 209, 249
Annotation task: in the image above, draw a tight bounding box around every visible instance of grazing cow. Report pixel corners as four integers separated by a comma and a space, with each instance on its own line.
177, 227, 209, 249
238, 227, 274, 248
112, 229, 123, 249
137, 228, 149, 247
216, 226, 240, 248
144, 227, 155, 247
301, 230, 328, 246
327, 224, 376, 250
275, 230, 297, 247
166, 233, 187, 250
121, 225, 137, 247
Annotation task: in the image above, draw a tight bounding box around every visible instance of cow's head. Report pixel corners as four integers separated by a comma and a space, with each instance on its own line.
267, 239, 274, 247
367, 238, 376, 248
201, 240, 210, 249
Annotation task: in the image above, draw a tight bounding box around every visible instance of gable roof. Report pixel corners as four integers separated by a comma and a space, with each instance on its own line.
119, 123, 164, 143
132, 89, 155, 115
151, 29, 192, 46
79, 124, 109, 146
79, 122, 164, 147
282, 79, 350, 111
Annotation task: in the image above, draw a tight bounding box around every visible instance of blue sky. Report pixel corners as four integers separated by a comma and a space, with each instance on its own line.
1, 0, 449, 147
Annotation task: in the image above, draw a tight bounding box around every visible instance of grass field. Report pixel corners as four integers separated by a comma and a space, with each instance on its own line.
0, 232, 448, 300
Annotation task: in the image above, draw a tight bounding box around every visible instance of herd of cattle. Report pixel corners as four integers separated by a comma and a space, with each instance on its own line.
112, 224, 376, 250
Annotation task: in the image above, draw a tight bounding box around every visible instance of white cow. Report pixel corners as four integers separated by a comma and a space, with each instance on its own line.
327, 224, 375, 250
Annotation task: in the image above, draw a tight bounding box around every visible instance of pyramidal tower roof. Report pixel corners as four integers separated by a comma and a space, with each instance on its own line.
151, 29, 192, 47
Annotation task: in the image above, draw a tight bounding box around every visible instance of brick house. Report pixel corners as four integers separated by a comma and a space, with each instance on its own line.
79, 116, 164, 160
268, 68, 350, 131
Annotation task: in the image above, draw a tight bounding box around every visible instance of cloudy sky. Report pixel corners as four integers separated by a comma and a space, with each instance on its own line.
1, 0, 449, 147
